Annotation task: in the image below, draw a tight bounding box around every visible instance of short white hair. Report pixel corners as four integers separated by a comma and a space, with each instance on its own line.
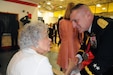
19, 21, 48, 49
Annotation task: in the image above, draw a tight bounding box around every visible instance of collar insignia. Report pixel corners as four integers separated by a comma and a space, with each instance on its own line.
93, 63, 100, 70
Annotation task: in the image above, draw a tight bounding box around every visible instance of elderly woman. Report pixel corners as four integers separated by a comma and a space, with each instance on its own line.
6, 22, 53, 75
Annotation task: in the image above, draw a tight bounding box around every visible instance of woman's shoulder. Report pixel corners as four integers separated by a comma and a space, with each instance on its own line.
60, 19, 71, 23
33, 53, 49, 62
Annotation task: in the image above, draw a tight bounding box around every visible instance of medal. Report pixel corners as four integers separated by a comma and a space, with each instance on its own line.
82, 52, 88, 60
90, 33, 97, 48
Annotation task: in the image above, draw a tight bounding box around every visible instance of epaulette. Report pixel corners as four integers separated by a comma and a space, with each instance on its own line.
97, 18, 108, 29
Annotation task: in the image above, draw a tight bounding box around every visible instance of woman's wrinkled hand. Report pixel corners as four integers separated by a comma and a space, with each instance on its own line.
65, 57, 79, 75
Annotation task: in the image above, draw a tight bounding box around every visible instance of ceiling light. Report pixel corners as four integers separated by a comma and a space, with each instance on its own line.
59, 6, 63, 8
38, 5, 41, 8
96, 4, 101, 7
102, 7, 106, 10
47, 2, 51, 5
60, 0, 64, 1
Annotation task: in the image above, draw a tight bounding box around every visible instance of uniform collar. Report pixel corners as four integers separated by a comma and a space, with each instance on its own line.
88, 24, 92, 33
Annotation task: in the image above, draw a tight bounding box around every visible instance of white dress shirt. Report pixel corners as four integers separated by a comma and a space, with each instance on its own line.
6, 48, 53, 75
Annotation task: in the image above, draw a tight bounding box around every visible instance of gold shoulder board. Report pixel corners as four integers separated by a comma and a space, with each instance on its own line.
97, 18, 108, 29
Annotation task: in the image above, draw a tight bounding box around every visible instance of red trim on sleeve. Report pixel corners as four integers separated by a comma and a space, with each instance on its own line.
5, 0, 38, 7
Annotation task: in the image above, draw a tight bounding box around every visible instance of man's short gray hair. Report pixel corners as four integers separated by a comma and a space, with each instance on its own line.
19, 21, 48, 49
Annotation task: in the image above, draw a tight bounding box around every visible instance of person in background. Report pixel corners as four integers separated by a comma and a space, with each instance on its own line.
53, 22, 58, 44
48, 23, 53, 43
0, 20, 5, 68
68, 3, 113, 75
42, 19, 45, 23
57, 2, 81, 74
0, 20, 4, 50
57, 17, 63, 46
10, 18, 19, 50
6, 22, 53, 75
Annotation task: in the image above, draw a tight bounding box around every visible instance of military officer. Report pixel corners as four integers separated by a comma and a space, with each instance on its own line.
67, 3, 113, 75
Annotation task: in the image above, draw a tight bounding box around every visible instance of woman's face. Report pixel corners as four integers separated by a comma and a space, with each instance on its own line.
37, 31, 51, 54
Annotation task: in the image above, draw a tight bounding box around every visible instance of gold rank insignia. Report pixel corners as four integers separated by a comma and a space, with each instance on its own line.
97, 18, 108, 29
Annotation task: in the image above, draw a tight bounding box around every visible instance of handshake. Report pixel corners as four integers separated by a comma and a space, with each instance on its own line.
65, 57, 81, 75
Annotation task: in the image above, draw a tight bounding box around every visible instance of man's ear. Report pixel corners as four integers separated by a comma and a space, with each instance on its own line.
86, 11, 91, 19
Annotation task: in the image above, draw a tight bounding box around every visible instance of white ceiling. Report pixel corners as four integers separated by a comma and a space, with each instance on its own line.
29, 0, 113, 12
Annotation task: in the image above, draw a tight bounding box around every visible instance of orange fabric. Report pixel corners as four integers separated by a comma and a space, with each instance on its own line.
57, 19, 80, 69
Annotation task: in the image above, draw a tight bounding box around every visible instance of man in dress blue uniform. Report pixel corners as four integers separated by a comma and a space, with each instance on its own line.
67, 3, 113, 75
